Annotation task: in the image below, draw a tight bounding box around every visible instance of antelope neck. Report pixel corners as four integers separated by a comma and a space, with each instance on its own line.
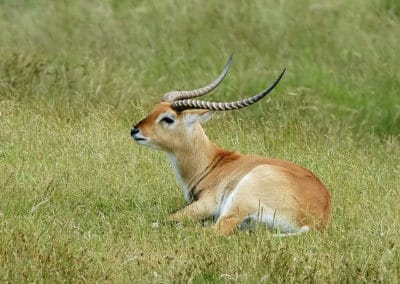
166, 134, 220, 202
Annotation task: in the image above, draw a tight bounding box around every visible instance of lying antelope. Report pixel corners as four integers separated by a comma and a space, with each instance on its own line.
131, 55, 331, 236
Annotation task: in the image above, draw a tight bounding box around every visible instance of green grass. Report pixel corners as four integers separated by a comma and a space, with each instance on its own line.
1, 0, 399, 282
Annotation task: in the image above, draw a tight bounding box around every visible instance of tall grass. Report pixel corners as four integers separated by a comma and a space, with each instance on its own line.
1, 0, 399, 282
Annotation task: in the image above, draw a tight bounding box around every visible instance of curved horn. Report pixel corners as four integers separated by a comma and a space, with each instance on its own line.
171, 68, 286, 111
162, 54, 233, 103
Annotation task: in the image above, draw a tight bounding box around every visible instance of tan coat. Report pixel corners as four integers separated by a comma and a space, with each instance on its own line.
132, 103, 331, 236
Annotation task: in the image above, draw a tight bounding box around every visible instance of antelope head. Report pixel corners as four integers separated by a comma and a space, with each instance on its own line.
131, 55, 286, 153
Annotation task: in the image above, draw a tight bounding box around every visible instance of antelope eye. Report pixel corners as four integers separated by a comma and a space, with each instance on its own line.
160, 116, 174, 124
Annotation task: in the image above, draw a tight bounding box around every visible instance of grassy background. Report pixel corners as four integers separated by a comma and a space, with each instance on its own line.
0, 0, 399, 282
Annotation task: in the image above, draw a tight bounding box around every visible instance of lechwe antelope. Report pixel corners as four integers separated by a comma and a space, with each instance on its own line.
131, 55, 330, 236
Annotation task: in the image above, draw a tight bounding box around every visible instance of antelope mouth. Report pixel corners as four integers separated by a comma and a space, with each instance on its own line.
131, 133, 148, 143
132, 136, 148, 143
131, 127, 148, 142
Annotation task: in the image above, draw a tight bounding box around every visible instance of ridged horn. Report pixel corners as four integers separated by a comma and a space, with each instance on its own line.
162, 54, 233, 103
171, 68, 286, 111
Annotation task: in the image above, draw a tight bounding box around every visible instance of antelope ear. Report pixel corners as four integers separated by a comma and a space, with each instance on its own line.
183, 109, 215, 125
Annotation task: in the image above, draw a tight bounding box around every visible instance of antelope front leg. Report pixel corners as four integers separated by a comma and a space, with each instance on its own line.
166, 198, 215, 222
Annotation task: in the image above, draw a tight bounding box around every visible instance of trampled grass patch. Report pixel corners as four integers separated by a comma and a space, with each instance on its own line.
1, 0, 399, 282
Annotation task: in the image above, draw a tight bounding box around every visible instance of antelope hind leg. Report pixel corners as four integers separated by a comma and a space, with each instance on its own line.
213, 212, 249, 236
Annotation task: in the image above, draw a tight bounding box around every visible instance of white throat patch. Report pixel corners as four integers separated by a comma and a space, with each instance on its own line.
166, 153, 191, 203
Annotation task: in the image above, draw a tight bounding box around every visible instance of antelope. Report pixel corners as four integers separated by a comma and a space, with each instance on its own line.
131, 55, 331, 236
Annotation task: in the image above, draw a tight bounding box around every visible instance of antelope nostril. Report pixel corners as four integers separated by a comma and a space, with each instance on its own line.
131, 128, 140, 136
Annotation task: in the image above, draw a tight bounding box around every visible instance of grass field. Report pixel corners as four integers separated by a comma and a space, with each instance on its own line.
1, 0, 399, 282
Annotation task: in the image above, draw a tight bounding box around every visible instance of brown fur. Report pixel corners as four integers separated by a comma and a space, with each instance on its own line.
132, 102, 331, 235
